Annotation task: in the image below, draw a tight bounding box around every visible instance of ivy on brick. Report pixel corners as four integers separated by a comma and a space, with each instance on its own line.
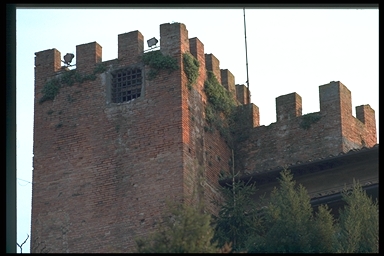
300, 112, 322, 130
40, 78, 61, 103
204, 71, 236, 117
204, 71, 237, 145
142, 50, 179, 80
39, 63, 107, 104
183, 52, 200, 90
203, 71, 253, 147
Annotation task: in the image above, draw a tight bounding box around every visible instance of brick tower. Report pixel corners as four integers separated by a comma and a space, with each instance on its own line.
31, 23, 245, 253
31, 22, 377, 253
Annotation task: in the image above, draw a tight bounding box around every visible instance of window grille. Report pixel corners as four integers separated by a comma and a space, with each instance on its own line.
111, 67, 142, 103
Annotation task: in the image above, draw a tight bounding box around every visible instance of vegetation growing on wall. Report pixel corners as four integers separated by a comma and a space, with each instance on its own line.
204, 71, 236, 117
300, 112, 322, 130
40, 78, 61, 103
230, 104, 253, 143
204, 71, 237, 145
183, 52, 200, 90
39, 63, 107, 104
142, 50, 179, 80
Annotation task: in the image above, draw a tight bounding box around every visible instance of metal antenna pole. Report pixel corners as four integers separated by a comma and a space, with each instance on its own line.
243, 8, 251, 103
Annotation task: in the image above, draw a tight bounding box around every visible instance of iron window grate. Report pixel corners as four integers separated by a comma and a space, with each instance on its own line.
111, 67, 142, 103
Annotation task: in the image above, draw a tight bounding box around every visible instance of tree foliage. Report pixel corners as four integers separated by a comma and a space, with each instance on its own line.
135, 201, 218, 253
212, 180, 263, 252
250, 169, 319, 252
134, 170, 378, 253
311, 204, 338, 252
221, 169, 377, 253
336, 180, 379, 253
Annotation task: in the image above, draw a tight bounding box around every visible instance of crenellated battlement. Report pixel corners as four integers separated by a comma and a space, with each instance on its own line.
32, 22, 377, 253
34, 22, 248, 107
276, 92, 302, 122
32, 23, 246, 252
235, 80, 377, 174
118, 30, 144, 67
34, 48, 61, 75
235, 84, 251, 105
76, 42, 102, 73
33, 22, 376, 176
205, 53, 221, 83
220, 69, 236, 100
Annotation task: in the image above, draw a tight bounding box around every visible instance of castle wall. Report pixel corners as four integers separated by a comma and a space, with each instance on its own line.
236, 84, 250, 104
31, 21, 377, 253
202, 53, 233, 214
32, 25, 186, 253
220, 69, 236, 98
31, 23, 234, 253
235, 81, 377, 174
180, 35, 233, 214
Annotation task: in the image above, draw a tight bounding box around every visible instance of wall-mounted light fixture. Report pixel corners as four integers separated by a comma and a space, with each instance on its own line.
62, 53, 75, 66
144, 37, 160, 53
147, 37, 159, 48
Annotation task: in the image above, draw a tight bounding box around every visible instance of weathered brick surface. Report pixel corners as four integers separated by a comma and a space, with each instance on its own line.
31, 23, 377, 253
205, 53, 221, 82
220, 69, 236, 99
118, 30, 144, 67
31, 23, 234, 253
236, 84, 250, 105
276, 92, 302, 122
235, 81, 377, 174
76, 42, 102, 73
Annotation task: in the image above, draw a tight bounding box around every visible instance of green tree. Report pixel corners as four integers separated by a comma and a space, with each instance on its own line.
244, 169, 378, 253
254, 169, 316, 253
311, 204, 338, 252
213, 180, 263, 252
135, 201, 218, 253
135, 170, 378, 253
336, 180, 379, 253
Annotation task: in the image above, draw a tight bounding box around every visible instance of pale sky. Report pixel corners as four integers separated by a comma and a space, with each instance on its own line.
15, 6, 378, 253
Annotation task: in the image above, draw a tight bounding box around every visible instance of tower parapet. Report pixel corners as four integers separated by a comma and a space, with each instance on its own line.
118, 30, 143, 67
160, 22, 189, 58
318, 81, 376, 151
235, 84, 250, 105
276, 92, 302, 122
34, 49, 62, 103
205, 53, 221, 83
319, 81, 352, 117
76, 42, 102, 73
235, 81, 377, 174
189, 37, 206, 88
34, 48, 61, 77
355, 104, 377, 147
220, 69, 236, 99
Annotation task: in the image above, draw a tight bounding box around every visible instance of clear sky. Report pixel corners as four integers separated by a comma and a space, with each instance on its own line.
15, 6, 378, 253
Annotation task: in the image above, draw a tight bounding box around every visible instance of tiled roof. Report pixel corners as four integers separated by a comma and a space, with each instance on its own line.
310, 183, 378, 208
218, 144, 378, 209
258, 144, 379, 174
219, 144, 379, 188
